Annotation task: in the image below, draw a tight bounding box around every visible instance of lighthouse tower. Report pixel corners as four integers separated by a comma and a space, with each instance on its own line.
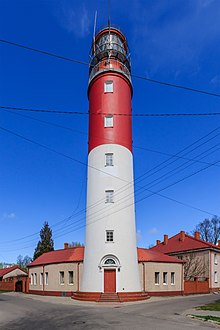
81, 26, 141, 295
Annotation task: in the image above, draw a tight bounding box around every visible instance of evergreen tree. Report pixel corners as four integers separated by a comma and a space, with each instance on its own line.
33, 221, 54, 260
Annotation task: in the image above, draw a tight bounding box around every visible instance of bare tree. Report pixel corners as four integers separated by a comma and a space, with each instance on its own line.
183, 253, 208, 280
68, 242, 84, 247
193, 216, 220, 244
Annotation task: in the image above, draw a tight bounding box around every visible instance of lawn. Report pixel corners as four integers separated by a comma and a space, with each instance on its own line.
192, 315, 220, 324
197, 301, 220, 311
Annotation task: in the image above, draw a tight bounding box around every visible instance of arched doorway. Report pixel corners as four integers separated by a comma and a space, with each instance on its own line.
99, 255, 121, 293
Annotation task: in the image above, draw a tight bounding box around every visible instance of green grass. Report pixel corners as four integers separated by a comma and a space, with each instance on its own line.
0, 290, 12, 293
192, 315, 220, 324
197, 302, 220, 311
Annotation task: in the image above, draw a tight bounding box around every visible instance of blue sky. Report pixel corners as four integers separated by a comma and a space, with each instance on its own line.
0, 0, 219, 263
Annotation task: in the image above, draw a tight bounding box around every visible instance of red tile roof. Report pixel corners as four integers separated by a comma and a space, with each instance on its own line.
28, 247, 84, 267
150, 232, 220, 254
28, 246, 182, 267
137, 248, 184, 263
0, 265, 26, 277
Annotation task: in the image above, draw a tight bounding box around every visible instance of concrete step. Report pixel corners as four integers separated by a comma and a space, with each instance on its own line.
99, 293, 120, 302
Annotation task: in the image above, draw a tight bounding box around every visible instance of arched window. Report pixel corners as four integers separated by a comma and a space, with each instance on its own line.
104, 258, 116, 265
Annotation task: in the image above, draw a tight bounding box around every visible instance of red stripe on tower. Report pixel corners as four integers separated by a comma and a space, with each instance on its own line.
88, 28, 133, 153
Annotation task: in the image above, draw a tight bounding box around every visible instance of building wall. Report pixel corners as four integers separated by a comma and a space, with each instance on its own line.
29, 262, 83, 293
170, 250, 209, 280
139, 262, 183, 295
82, 144, 141, 292
3, 268, 27, 279
210, 251, 220, 289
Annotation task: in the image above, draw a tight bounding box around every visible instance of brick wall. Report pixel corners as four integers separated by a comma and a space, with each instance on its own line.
0, 280, 15, 291
184, 277, 209, 295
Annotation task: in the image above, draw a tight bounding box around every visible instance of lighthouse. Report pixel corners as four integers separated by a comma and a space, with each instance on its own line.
81, 26, 141, 295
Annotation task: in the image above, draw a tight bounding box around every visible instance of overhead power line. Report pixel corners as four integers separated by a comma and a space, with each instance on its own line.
1, 105, 220, 117
4, 108, 220, 168
1, 38, 220, 98
0, 39, 89, 66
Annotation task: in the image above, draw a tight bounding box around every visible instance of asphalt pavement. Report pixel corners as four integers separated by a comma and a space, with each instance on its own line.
0, 292, 220, 329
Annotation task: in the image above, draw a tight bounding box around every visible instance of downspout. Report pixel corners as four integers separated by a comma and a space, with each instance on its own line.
142, 263, 145, 292
77, 263, 80, 291
181, 263, 184, 295
43, 265, 45, 295
209, 250, 211, 291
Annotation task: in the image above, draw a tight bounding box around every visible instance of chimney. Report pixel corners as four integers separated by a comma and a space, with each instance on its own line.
194, 231, 200, 240
218, 240, 220, 247
163, 235, 168, 245
156, 240, 161, 245
64, 243, 69, 249
179, 231, 185, 242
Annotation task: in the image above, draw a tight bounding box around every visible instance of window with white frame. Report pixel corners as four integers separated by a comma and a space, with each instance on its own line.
44, 272, 48, 285
105, 153, 113, 166
104, 80, 113, 93
105, 190, 114, 203
106, 230, 114, 242
163, 272, 168, 285
59, 271, 65, 285
68, 271, 74, 285
155, 272, 160, 285
214, 254, 218, 265
214, 271, 218, 283
33, 273, 37, 285
30, 273, 33, 285
171, 272, 175, 285
40, 273, 43, 285
104, 115, 113, 128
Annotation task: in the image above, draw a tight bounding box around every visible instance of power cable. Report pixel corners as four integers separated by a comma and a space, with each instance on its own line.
3, 108, 220, 168
1, 105, 220, 117
0, 123, 219, 247
1, 38, 220, 98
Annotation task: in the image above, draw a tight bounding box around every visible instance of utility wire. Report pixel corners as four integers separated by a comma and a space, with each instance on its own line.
3, 108, 220, 168
0, 39, 89, 66
0, 123, 218, 247
1, 105, 220, 117
1, 38, 220, 98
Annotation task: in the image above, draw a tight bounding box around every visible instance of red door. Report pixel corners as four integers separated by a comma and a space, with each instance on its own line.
104, 269, 116, 292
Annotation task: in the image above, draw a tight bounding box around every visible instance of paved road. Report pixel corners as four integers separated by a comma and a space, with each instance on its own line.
0, 292, 220, 329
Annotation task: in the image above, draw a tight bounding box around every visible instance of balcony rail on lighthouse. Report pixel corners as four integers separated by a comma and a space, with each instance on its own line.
88, 26, 131, 84
89, 58, 131, 84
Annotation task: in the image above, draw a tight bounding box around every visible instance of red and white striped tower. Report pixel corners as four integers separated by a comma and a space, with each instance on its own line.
81, 26, 141, 294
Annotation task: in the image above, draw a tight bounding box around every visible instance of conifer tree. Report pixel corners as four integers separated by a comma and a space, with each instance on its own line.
33, 221, 54, 260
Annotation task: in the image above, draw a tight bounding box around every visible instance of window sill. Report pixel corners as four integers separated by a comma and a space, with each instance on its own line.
163, 283, 168, 286
68, 283, 74, 285
154, 283, 160, 286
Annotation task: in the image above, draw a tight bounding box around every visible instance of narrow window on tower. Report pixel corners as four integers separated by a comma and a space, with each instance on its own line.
106, 230, 114, 242
104, 115, 113, 127
105, 190, 114, 203
105, 153, 113, 166
104, 80, 113, 93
